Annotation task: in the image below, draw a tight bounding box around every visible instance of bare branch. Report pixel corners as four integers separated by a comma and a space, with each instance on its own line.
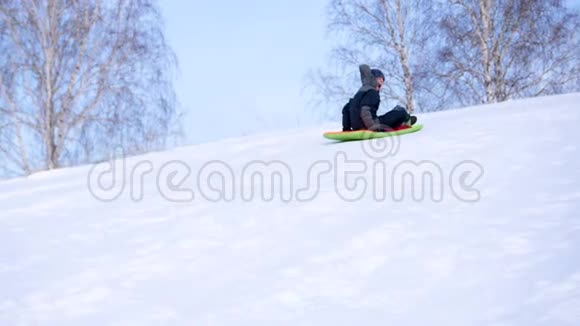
0, 0, 180, 176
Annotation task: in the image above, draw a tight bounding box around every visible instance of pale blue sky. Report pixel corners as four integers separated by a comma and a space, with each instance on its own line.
161, 0, 580, 145
161, 0, 332, 144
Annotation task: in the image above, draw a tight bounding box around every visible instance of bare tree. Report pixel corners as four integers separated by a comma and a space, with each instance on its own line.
308, 0, 437, 116
0, 0, 179, 177
438, 0, 580, 106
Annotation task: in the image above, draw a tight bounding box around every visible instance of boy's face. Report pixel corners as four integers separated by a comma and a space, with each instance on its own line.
376, 77, 385, 90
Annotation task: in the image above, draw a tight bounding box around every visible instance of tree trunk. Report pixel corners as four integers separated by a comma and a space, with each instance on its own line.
43, 1, 58, 170
479, 0, 495, 103
395, 0, 415, 113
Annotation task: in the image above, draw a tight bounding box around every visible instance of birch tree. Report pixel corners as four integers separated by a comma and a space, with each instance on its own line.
0, 0, 179, 177
438, 0, 580, 106
315, 0, 435, 113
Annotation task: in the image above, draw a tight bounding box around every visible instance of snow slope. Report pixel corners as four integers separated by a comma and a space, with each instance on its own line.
1, 93, 580, 325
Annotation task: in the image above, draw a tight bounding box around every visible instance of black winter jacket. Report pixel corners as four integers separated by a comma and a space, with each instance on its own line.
342, 65, 382, 131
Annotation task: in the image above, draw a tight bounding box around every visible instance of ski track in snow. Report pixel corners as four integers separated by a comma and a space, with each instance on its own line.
1, 93, 580, 325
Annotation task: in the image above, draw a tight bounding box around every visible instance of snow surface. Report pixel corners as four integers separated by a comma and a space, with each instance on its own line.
1, 93, 580, 325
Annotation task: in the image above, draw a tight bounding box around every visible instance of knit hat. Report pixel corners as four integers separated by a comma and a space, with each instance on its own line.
371, 69, 385, 80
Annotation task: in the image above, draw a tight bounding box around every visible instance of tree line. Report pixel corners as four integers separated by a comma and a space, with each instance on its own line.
309, 0, 579, 115
0, 0, 179, 177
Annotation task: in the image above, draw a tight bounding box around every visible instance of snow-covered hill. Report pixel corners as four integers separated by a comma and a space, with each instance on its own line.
1, 93, 580, 325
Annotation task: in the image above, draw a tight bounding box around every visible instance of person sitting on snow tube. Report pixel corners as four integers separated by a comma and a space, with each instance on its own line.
341, 64, 416, 132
